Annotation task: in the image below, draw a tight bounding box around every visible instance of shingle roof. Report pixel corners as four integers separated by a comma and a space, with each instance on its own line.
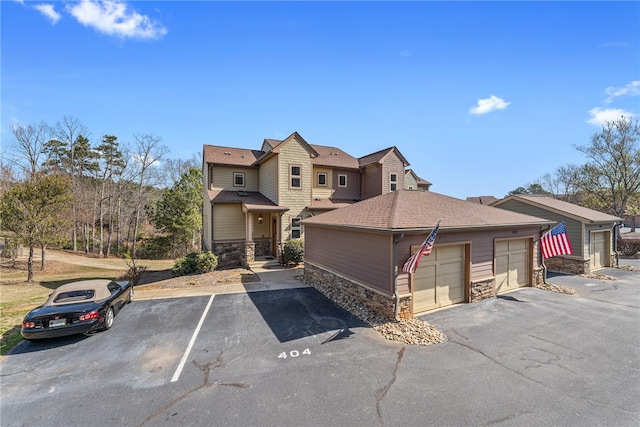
308, 198, 357, 210
206, 190, 288, 212
203, 145, 262, 167
358, 146, 409, 168
467, 196, 499, 205
300, 190, 552, 231
494, 195, 623, 223
311, 145, 360, 169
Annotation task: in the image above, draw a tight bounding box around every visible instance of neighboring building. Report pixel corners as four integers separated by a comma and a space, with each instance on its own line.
405, 169, 432, 191
492, 195, 623, 274
203, 132, 414, 268
301, 190, 553, 319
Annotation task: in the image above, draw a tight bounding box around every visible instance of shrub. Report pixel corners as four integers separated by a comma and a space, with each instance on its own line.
172, 251, 218, 276
617, 238, 640, 258
283, 239, 304, 265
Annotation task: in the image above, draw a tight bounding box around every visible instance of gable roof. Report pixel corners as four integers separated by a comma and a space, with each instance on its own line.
358, 146, 410, 168
206, 190, 288, 212
254, 132, 319, 165
405, 169, 432, 187
311, 145, 360, 169
203, 144, 263, 167
492, 195, 623, 223
300, 190, 552, 232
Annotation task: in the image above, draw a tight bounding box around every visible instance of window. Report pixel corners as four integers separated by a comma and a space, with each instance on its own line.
291, 217, 301, 239
233, 172, 245, 187
317, 173, 327, 187
290, 165, 301, 188
390, 173, 397, 191
338, 174, 347, 187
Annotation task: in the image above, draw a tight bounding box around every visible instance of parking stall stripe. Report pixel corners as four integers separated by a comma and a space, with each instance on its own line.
171, 294, 215, 383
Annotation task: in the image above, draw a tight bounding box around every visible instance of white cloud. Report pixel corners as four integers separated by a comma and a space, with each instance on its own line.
604, 80, 640, 104
469, 95, 511, 115
66, 0, 167, 40
32, 4, 61, 24
586, 107, 634, 126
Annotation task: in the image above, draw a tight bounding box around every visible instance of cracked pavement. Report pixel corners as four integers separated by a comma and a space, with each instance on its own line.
1, 263, 639, 426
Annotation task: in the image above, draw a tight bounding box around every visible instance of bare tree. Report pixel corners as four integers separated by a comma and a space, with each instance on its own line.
130, 133, 168, 258
8, 121, 50, 180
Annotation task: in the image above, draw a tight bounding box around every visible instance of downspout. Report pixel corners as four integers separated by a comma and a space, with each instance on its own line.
393, 233, 404, 322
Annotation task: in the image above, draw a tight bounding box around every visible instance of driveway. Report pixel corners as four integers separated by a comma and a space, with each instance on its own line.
1, 263, 638, 426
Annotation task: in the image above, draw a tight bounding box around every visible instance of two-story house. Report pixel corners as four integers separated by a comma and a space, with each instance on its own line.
202, 131, 412, 268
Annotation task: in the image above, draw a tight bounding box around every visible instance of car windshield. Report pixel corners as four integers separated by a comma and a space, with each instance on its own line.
53, 290, 95, 303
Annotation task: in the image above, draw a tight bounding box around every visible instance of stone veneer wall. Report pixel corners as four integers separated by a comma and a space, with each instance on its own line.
254, 238, 271, 257
212, 241, 244, 269
470, 277, 495, 302
304, 263, 412, 320
545, 256, 589, 275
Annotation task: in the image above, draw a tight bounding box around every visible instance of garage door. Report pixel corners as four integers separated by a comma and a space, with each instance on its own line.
590, 231, 608, 269
413, 245, 466, 313
496, 239, 529, 294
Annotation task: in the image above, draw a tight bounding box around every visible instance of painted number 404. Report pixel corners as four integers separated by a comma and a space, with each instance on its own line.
278, 349, 311, 359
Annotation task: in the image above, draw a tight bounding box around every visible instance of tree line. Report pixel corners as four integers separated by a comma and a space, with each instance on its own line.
1, 116, 202, 282
507, 116, 640, 231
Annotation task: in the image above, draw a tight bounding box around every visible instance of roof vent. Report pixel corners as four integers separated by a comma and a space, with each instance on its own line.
224, 151, 231, 155
237, 191, 248, 197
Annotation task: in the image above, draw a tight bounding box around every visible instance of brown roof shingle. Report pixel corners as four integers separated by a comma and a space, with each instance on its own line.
300, 190, 552, 231
358, 146, 409, 168
494, 195, 623, 223
311, 145, 360, 169
203, 145, 262, 167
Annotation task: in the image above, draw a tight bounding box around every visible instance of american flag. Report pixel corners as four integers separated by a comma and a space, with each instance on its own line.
403, 222, 440, 274
540, 222, 573, 259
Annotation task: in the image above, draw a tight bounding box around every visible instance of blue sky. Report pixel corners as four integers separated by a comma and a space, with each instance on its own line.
2, 1, 639, 199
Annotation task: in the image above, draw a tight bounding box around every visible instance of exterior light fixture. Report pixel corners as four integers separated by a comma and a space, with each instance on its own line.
258, 213, 264, 224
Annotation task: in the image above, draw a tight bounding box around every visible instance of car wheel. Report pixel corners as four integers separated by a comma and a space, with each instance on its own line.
127, 287, 134, 303
104, 307, 115, 330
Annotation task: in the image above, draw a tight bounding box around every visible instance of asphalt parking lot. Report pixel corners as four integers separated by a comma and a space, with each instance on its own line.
1, 262, 639, 427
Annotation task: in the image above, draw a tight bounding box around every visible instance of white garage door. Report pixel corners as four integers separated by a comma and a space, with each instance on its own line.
590, 231, 608, 270
413, 245, 466, 313
496, 239, 529, 294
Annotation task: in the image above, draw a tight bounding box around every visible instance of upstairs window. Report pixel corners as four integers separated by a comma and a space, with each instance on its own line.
291, 217, 301, 239
290, 165, 301, 188
317, 173, 327, 187
234, 172, 245, 187
338, 174, 347, 187
390, 173, 397, 191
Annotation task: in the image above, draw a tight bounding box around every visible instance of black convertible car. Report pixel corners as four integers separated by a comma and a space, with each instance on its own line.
21, 279, 133, 341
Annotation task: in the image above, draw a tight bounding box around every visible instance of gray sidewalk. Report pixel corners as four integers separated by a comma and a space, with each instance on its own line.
134, 265, 308, 300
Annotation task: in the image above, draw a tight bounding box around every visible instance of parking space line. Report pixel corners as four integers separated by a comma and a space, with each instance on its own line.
171, 294, 215, 383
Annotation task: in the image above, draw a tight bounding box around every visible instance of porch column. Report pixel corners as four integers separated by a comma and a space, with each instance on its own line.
244, 212, 255, 267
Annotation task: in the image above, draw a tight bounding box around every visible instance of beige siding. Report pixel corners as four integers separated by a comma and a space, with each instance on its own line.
210, 166, 258, 191
305, 227, 394, 295
213, 204, 245, 240
405, 173, 418, 190
259, 156, 278, 203
278, 137, 313, 240
382, 153, 406, 193
496, 200, 584, 257
312, 167, 333, 199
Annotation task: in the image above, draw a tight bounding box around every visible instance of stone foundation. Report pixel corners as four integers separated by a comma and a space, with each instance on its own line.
533, 266, 544, 285
212, 240, 245, 269
255, 238, 271, 258
470, 277, 495, 302
304, 263, 411, 320
545, 256, 590, 275
243, 242, 255, 267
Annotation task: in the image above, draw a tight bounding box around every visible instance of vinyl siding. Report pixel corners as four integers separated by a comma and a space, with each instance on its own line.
279, 138, 313, 240
210, 166, 258, 191
362, 164, 382, 200
405, 173, 418, 190
259, 156, 278, 203
397, 227, 541, 282
332, 170, 360, 200
495, 200, 584, 257
312, 167, 333, 199
305, 226, 394, 295
213, 204, 245, 240
382, 153, 406, 193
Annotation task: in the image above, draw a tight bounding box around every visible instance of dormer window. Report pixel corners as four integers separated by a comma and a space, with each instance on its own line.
390, 173, 397, 191
234, 172, 245, 187
290, 165, 301, 188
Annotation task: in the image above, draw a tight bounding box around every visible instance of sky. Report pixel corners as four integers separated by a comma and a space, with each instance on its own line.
2, 1, 639, 199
